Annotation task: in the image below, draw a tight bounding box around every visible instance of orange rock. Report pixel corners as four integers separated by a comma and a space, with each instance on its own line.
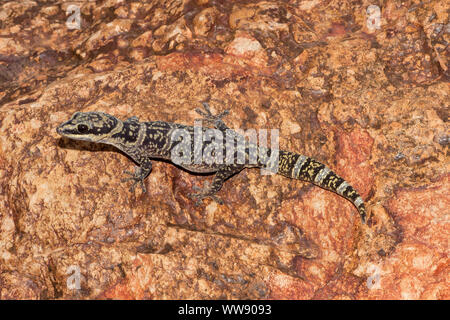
0, 0, 447, 300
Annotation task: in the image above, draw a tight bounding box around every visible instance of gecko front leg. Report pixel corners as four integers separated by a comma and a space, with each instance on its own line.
121, 158, 152, 193
189, 165, 244, 205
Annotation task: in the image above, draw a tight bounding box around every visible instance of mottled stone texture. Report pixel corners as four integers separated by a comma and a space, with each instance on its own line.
0, 0, 448, 299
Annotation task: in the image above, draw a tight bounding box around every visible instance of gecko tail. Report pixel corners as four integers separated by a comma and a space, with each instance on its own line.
274, 150, 366, 223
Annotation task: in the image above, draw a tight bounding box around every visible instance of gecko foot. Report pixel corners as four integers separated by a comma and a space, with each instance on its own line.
121, 167, 147, 193
195, 102, 229, 129
188, 181, 224, 206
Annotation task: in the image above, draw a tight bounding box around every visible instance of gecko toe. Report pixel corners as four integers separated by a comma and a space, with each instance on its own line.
122, 169, 147, 193
188, 190, 223, 205
213, 196, 224, 205
205, 193, 223, 205
140, 180, 147, 193
188, 192, 203, 206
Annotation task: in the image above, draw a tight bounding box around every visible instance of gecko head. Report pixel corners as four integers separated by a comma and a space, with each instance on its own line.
56, 111, 121, 142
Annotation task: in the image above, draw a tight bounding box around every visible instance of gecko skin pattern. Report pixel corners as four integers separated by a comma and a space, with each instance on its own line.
57, 103, 366, 223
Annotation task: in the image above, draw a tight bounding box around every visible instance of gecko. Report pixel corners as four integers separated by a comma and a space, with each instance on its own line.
56, 103, 367, 223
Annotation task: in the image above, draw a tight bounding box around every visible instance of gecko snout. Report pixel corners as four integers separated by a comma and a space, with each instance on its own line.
56, 125, 63, 135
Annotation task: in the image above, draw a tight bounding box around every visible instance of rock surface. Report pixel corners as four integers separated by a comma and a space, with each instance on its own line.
0, 0, 448, 299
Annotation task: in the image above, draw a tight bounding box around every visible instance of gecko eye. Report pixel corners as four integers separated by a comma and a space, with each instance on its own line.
77, 124, 89, 133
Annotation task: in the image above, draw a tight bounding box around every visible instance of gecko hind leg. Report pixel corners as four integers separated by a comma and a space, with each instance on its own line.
195, 102, 230, 131
188, 165, 244, 205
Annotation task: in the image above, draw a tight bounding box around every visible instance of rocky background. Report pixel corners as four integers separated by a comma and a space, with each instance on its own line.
0, 0, 448, 299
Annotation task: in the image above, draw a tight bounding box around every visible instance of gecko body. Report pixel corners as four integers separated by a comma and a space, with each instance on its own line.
57, 103, 366, 223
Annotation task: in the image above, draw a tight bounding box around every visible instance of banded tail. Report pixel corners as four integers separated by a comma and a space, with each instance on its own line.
274, 150, 366, 223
